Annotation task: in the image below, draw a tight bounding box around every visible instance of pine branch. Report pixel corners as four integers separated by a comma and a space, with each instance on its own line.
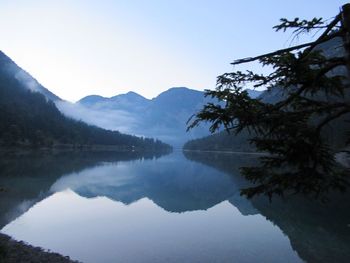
316, 108, 350, 132
231, 15, 342, 66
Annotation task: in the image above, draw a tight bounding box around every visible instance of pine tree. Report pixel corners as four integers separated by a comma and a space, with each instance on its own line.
188, 4, 350, 199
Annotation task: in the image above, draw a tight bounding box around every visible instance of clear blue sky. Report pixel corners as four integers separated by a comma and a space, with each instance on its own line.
0, 0, 347, 101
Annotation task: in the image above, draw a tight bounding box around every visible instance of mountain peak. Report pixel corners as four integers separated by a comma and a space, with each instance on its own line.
112, 91, 146, 99
110, 91, 147, 102
126, 91, 141, 96
164, 87, 192, 93
77, 95, 107, 105
154, 87, 202, 99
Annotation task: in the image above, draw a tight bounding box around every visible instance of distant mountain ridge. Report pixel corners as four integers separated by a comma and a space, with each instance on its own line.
78, 87, 262, 106
78, 91, 149, 109
65, 87, 262, 147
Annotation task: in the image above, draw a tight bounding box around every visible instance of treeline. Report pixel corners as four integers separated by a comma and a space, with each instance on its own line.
0, 55, 171, 151
183, 130, 254, 152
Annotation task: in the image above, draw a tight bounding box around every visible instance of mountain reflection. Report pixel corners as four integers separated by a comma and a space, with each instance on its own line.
0, 150, 168, 228
50, 151, 246, 213
184, 150, 350, 263
2, 151, 304, 263
1, 150, 349, 263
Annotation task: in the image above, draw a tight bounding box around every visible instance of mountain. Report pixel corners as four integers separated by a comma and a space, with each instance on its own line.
61, 87, 262, 147
0, 51, 61, 102
246, 89, 263, 99
78, 91, 149, 111
0, 50, 171, 151
67, 87, 214, 147
77, 95, 107, 106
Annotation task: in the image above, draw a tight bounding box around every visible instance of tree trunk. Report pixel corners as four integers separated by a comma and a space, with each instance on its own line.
342, 4, 350, 75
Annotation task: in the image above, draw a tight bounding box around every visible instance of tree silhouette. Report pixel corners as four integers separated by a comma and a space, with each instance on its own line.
188, 4, 350, 199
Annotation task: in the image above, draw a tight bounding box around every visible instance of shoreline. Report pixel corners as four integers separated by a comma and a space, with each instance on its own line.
0, 144, 173, 156
0, 233, 80, 263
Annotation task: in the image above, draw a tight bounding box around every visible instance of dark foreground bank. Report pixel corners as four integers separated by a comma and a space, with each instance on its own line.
0, 233, 80, 263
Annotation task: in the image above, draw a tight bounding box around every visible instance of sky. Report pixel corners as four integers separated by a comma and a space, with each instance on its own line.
0, 0, 347, 102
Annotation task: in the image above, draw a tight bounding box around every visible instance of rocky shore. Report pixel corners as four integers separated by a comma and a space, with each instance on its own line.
0, 233, 80, 263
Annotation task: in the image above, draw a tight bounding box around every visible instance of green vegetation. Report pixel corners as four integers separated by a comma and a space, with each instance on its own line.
0, 52, 171, 151
187, 5, 350, 199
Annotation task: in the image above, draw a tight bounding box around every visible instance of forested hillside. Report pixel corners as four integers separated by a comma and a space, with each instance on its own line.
183, 130, 254, 152
0, 51, 171, 151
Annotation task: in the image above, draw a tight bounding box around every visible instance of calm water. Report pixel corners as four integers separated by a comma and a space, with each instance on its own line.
0, 151, 349, 263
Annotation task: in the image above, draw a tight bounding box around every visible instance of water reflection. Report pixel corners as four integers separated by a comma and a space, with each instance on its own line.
49, 152, 243, 213
0, 151, 349, 262
0, 150, 166, 228
185, 151, 350, 263
2, 192, 301, 263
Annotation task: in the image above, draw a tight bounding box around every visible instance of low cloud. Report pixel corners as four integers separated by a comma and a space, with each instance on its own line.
14, 70, 41, 93
55, 101, 140, 135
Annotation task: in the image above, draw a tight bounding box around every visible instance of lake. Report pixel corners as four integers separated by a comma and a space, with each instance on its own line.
0, 150, 349, 263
